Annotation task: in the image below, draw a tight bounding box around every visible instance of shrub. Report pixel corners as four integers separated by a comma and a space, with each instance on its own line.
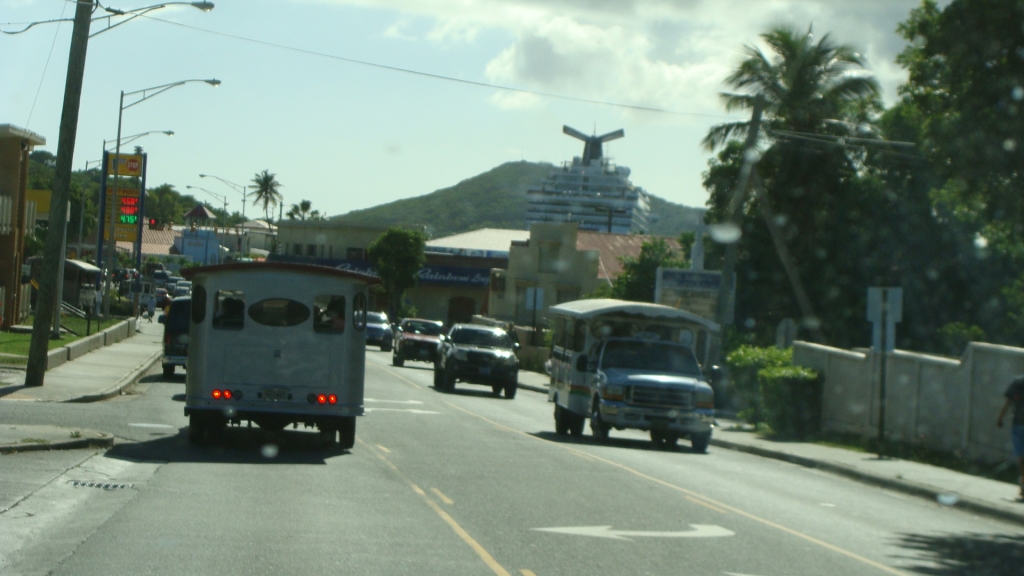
725, 345, 792, 423
757, 365, 821, 439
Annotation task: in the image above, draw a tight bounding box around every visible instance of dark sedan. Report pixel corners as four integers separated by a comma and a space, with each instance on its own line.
365, 311, 393, 351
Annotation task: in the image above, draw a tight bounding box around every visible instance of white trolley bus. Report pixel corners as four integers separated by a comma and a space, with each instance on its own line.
547, 299, 719, 451
181, 262, 379, 449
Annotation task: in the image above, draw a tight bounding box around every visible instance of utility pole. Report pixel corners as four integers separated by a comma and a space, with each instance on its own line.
25, 0, 94, 387
711, 98, 763, 363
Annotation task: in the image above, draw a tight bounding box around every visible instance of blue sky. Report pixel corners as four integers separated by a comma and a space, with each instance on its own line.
2, 0, 926, 222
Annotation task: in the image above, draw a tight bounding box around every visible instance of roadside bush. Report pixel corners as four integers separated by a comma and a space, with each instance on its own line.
725, 345, 792, 423
758, 365, 821, 439
109, 299, 135, 318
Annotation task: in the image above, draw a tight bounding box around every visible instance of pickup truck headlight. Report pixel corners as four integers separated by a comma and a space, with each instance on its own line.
602, 384, 624, 401
454, 349, 468, 361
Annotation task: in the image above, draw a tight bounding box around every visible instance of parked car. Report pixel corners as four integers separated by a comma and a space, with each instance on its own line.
158, 296, 191, 377
392, 318, 444, 367
435, 324, 519, 398
152, 269, 169, 287
155, 287, 171, 308
365, 311, 393, 351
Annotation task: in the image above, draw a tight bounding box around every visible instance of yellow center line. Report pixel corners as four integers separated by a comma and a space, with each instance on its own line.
376, 444, 391, 453
358, 438, 511, 576
442, 401, 908, 576
520, 570, 538, 576
431, 487, 455, 505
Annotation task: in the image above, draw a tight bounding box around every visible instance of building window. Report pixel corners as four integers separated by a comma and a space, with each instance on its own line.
291, 243, 302, 256
556, 288, 579, 304
306, 244, 316, 257
347, 247, 365, 261
538, 242, 560, 273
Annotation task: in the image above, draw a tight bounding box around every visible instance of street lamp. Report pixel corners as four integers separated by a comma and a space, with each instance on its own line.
2, 2, 215, 36
199, 173, 247, 218
104, 130, 174, 150
102, 78, 220, 318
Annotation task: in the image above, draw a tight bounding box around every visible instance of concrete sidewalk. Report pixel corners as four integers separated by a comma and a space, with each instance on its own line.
517, 370, 550, 394
712, 422, 1024, 526
0, 320, 162, 403
0, 424, 113, 454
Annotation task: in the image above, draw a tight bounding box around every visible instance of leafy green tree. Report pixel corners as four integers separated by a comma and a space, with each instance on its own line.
249, 169, 283, 222
286, 199, 324, 220
367, 227, 427, 318
703, 25, 884, 347
611, 238, 686, 303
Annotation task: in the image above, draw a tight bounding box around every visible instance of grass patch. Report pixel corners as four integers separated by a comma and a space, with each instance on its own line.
19, 437, 49, 444
0, 314, 129, 363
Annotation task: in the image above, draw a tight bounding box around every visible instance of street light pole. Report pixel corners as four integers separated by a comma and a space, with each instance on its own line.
102, 79, 220, 318
25, 0, 94, 387
199, 174, 247, 218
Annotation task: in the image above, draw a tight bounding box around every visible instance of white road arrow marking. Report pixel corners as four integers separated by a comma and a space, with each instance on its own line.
533, 524, 734, 541
364, 398, 424, 404
364, 408, 440, 414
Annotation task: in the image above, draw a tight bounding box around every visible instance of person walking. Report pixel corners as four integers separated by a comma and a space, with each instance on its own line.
146, 297, 155, 322
997, 375, 1024, 499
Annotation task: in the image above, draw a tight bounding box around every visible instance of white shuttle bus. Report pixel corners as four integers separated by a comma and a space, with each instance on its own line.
182, 262, 379, 449
547, 299, 719, 452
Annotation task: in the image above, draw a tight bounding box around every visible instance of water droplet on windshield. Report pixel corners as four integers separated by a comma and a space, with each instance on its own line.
937, 493, 959, 506
802, 316, 822, 330
709, 223, 742, 244
1013, 86, 1024, 101
743, 148, 762, 163
261, 443, 279, 459
1004, 139, 1017, 151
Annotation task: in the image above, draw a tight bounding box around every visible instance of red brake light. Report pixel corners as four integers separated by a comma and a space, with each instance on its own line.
328, 394, 337, 404
317, 394, 327, 405
223, 389, 233, 400
212, 389, 222, 399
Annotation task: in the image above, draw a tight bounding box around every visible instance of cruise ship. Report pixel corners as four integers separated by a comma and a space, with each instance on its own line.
526, 126, 651, 234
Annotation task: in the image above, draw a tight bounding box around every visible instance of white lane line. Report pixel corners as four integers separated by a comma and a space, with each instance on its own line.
128, 423, 175, 429
364, 398, 424, 404
364, 408, 440, 415
533, 524, 735, 540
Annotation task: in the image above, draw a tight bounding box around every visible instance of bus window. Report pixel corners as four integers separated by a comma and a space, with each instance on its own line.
249, 299, 311, 327
313, 295, 346, 334
191, 285, 206, 324
352, 293, 367, 331
573, 320, 587, 352
551, 318, 564, 351
212, 290, 245, 330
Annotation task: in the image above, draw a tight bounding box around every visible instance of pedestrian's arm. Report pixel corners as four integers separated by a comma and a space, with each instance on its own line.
998, 397, 1013, 428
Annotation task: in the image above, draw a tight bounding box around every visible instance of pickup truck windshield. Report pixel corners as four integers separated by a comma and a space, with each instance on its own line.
451, 329, 511, 348
600, 341, 701, 376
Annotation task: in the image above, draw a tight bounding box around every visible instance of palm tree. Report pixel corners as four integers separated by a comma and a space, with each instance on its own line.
249, 169, 283, 222
286, 199, 312, 220
703, 26, 880, 152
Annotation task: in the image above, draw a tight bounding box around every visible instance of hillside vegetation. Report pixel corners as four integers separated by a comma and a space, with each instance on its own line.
331, 161, 703, 238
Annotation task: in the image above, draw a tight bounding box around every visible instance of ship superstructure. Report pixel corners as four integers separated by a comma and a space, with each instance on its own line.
527, 126, 650, 234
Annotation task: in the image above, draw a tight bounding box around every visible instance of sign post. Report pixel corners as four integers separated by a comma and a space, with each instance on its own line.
867, 287, 902, 458
525, 287, 544, 346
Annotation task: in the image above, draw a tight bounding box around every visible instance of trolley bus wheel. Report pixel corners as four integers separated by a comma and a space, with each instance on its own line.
339, 417, 356, 450
162, 364, 175, 377
554, 405, 569, 435
188, 414, 205, 445
319, 424, 338, 448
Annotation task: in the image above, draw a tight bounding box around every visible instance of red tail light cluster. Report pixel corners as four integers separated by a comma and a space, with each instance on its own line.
307, 393, 338, 405
211, 389, 243, 400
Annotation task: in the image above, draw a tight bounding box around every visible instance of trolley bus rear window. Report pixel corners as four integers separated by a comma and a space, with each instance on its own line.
248, 299, 311, 327
213, 290, 245, 330
313, 295, 346, 334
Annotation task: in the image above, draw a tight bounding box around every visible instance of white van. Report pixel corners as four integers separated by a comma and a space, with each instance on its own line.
181, 262, 379, 449
547, 299, 719, 452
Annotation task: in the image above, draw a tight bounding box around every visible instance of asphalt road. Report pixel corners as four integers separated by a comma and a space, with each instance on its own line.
2, 348, 1023, 575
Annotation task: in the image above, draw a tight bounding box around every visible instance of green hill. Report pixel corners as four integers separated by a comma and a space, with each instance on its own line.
331, 160, 704, 238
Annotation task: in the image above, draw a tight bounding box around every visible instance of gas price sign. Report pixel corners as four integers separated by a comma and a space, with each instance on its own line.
103, 186, 141, 242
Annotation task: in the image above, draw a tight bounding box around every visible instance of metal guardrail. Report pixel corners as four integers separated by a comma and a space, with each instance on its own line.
61, 301, 87, 319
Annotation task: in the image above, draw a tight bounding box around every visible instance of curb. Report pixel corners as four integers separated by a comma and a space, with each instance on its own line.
0, 434, 114, 455
518, 382, 548, 394
66, 350, 163, 403
710, 436, 1024, 528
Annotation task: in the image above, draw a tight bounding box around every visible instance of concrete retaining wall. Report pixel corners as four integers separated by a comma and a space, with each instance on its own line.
46, 320, 135, 369
46, 347, 68, 370
794, 340, 1024, 464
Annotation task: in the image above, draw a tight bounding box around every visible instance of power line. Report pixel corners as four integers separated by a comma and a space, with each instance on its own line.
140, 14, 737, 119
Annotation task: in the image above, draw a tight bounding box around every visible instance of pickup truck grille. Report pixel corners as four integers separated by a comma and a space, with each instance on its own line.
626, 385, 692, 409
466, 351, 494, 366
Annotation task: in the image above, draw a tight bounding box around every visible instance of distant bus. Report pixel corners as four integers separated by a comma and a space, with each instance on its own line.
26, 257, 101, 310
181, 262, 379, 449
